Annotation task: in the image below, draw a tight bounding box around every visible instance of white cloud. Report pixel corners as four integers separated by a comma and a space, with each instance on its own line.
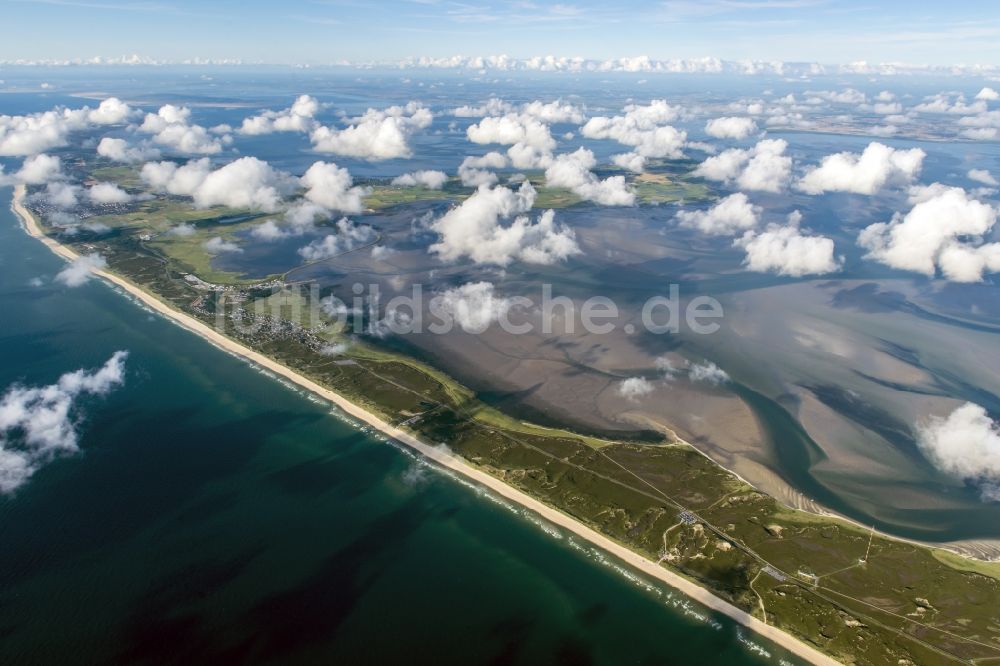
251, 202, 331, 241
705, 116, 757, 140
433, 281, 512, 333
310, 102, 432, 160
618, 377, 655, 400
806, 88, 867, 105
97, 136, 160, 163
0, 351, 128, 494
87, 182, 132, 204
300, 160, 366, 212
676, 192, 760, 235
693, 139, 791, 192
467, 113, 557, 151
976, 87, 1000, 102
968, 169, 998, 186
688, 361, 729, 384
238, 95, 320, 135
858, 185, 999, 282
141, 157, 297, 211
581, 100, 686, 165
429, 182, 580, 266
203, 237, 242, 254
455, 98, 586, 125
913, 93, 986, 115
612, 151, 646, 173
87, 98, 134, 125
392, 169, 448, 189
297, 218, 374, 261
520, 99, 586, 124
506, 142, 553, 169
139, 104, 231, 154
13, 153, 64, 184
797, 142, 924, 195
43, 182, 80, 209
168, 223, 196, 236
918, 402, 1000, 501
55, 253, 107, 286
544, 148, 635, 206
0, 98, 134, 156
453, 98, 513, 118
736, 212, 842, 277
458, 152, 507, 186
370, 245, 396, 260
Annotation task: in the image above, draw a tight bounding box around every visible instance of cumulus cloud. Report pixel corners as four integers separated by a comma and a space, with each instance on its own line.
693, 139, 791, 192
458, 152, 507, 186
544, 148, 635, 205
612, 151, 646, 173
203, 237, 242, 254
310, 102, 432, 160
139, 104, 231, 155
688, 361, 729, 384
392, 169, 448, 189
97, 136, 160, 163
12, 153, 64, 184
858, 185, 999, 282
453, 98, 513, 118
581, 100, 686, 168
370, 245, 396, 260
917, 402, 1000, 501
141, 157, 297, 211
456, 98, 585, 124
913, 93, 986, 115
238, 95, 320, 135
705, 116, 758, 140
968, 169, 998, 187
0, 98, 134, 156
86, 182, 132, 204
0, 351, 128, 494
976, 87, 1000, 102
676, 192, 760, 235
429, 182, 580, 266
168, 223, 196, 237
297, 218, 375, 261
300, 161, 366, 212
43, 182, 80, 209
432, 281, 513, 333
736, 212, 842, 277
466, 113, 558, 170
251, 202, 331, 241
465, 102, 587, 147
806, 88, 867, 105
55, 253, 107, 286
618, 377, 655, 400
87, 98, 134, 125
797, 142, 924, 195
520, 99, 587, 124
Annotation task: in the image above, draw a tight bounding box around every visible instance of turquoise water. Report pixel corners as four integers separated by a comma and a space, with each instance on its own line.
0, 188, 797, 663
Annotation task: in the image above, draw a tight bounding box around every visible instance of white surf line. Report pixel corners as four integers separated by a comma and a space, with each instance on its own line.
12, 184, 839, 666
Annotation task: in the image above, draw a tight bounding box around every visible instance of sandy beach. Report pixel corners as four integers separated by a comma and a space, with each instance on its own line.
11, 183, 841, 665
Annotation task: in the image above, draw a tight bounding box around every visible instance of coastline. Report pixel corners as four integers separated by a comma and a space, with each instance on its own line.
9, 184, 844, 664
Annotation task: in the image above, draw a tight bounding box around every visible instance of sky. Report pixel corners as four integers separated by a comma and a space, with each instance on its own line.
2, 0, 1000, 66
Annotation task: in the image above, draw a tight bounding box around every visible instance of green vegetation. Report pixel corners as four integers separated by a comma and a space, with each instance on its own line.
632, 172, 713, 204
22, 165, 1000, 666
